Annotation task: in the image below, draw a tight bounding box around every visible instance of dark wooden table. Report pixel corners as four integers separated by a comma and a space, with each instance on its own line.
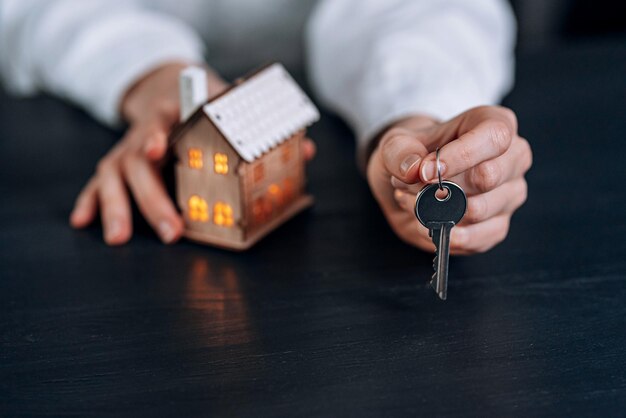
2, 38, 626, 416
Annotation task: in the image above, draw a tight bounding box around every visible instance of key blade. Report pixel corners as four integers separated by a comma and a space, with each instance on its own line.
428, 222, 454, 300
432, 225, 450, 300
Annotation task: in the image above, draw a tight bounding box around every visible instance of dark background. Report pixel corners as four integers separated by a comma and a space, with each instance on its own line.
511, 0, 626, 50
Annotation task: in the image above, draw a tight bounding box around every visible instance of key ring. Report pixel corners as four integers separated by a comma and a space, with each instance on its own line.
436, 148, 443, 191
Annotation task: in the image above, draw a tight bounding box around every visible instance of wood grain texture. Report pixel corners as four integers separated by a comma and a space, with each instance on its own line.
1, 38, 626, 416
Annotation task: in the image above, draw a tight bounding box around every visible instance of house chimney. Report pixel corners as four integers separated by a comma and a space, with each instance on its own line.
179, 66, 208, 121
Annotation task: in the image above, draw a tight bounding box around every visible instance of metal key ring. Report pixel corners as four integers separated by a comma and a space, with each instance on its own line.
436, 148, 443, 190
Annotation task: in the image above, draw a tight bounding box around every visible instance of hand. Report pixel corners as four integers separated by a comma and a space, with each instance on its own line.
69, 62, 227, 245
367, 106, 532, 254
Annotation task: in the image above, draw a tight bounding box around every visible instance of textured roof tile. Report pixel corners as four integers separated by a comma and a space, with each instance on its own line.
203, 63, 320, 162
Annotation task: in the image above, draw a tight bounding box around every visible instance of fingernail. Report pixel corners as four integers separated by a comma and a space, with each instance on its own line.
69, 207, 80, 221
106, 219, 122, 241
70, 209, 84, 226
390, 176, 405, 190
421, 160, 444, 182
144, 132, 165, 155
159, 220, 176, 243
144, 138, 157, 154
400, 154, 421, 176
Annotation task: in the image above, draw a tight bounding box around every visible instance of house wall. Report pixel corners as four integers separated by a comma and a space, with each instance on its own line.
240, 131, 306, 236
174, 119, 244, 243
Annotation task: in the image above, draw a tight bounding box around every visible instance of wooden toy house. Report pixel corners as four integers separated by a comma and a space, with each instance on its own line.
169, 63, 320, 250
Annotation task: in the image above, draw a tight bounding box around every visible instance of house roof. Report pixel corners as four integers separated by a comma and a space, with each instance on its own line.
201, 63, 320, 163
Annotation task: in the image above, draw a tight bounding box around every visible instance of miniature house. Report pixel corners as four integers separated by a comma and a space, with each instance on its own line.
169, 63, 320, 250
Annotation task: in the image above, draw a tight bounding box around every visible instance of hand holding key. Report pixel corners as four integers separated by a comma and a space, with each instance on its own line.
367, 106, 532, 255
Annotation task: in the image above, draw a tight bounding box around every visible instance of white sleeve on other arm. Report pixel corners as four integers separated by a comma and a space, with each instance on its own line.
306, 0, 516, 166
0, 0, 205, 126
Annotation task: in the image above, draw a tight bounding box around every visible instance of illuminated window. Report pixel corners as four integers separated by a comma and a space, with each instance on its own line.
213, 202, 234, 227
268, 183, 283, 206
214, 153, 229, 174
281, 144, 292, 163
252, 196, 270, 224
188, 148, 203, 169
188, 195, 209, 222
253, 163, 264, 183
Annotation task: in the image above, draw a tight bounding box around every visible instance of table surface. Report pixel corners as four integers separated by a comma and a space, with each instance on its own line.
2, 38, 626, 417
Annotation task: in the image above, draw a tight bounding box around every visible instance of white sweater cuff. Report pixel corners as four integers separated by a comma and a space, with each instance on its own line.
50, 11, 205, 126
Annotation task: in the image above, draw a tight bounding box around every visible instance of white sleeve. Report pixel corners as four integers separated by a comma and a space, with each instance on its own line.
0, 0, 205, 126
306, 0, 516, 165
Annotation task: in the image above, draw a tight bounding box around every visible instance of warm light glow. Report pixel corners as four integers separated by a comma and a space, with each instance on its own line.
252, 196, 271, 224
184, 258, 256, 347
214, 153, 229, 174
252, 198, 264, 223
253, 163, 264, 183
268, 183, 283, 206
188, 195, 209, 222
188, 148, 203, 169
213, 202, 234, 227
268, 184, 280, 195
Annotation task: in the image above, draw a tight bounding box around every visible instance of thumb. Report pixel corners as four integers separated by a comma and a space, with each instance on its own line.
378, 127, 430, 183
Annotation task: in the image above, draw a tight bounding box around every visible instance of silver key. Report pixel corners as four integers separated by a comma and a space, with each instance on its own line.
414, 181, 467, 300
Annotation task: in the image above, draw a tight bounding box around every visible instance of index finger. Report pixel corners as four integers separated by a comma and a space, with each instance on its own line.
419, 107, 516, 183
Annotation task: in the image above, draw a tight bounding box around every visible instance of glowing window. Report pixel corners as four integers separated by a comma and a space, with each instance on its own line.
188, 148, 203, 169
188, 195, 209, 222
214, 153, 229, 174
268, 183, 283, 206
253, 163, 264, 183
213, 202, 234, 227
252, 196, 270, 224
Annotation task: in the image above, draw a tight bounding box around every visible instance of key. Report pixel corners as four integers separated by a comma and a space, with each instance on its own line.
414, 181, 467, 300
